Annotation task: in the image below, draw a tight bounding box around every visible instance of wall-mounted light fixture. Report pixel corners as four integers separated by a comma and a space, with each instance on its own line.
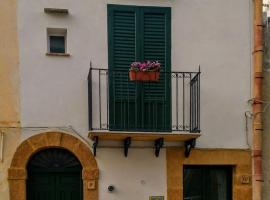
108, 185, 115, 192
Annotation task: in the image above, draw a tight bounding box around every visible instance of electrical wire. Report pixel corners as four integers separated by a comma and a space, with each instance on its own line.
0, 126, 92, 146
244, 98, 270, 149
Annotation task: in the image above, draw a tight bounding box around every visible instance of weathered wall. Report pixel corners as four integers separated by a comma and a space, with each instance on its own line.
0, 131, 21, 200
0, 0, 20, 127
0, 1, 20, 199
262, 18, 270, 200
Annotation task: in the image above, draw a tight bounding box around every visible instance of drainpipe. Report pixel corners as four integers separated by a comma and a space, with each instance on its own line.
253, 0, 263, 200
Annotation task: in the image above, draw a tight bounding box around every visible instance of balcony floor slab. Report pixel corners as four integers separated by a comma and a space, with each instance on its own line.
88, 131, 201, 142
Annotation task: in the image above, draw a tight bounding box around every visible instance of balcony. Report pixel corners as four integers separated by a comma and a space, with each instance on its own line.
88, 67, 201, 156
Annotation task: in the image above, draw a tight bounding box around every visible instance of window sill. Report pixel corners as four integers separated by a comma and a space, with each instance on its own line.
44, 8, 69, 15
46, 52, 70, 57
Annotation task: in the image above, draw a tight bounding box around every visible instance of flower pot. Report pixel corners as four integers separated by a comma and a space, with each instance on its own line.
129, 71, 160, 81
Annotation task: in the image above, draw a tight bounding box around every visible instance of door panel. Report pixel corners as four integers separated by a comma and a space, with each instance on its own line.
28, 172, 82, 200
27, 173, 55, 200
57, 173, 82, 200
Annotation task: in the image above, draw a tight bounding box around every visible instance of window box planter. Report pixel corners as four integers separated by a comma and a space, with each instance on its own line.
129, 71, 160, 81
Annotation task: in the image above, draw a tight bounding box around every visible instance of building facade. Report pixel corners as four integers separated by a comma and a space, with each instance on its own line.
0, 0, 257, 200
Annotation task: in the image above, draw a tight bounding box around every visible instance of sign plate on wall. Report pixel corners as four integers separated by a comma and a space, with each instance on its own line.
149, 196, 164, 200
240, 175, 251, 184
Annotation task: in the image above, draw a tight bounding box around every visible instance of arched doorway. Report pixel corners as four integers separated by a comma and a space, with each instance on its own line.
8, 132, 99, 200
27, 148, 83, 200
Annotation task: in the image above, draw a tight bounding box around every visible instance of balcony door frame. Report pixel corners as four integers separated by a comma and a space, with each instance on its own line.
107, 4, 171, 132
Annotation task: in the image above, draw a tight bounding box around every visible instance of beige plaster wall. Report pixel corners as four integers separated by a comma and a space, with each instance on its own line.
0, 0, 20, 127
0, 1, 20, 200
0, 131, 20, 200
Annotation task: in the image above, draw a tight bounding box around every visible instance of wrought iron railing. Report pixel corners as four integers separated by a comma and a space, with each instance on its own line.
88, 68, 200, 133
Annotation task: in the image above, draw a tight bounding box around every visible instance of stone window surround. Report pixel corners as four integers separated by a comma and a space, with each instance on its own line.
47, 28, 69, 55
8, 131, 99, 200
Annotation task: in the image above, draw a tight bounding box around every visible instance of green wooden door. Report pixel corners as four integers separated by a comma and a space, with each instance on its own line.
108, 5, 171, 131
27, 149, 83, 200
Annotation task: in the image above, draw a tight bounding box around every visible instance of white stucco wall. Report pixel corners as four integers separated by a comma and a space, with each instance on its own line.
16, 0, 252, 199
97, 148, 167, 200
18, 0, 253, 147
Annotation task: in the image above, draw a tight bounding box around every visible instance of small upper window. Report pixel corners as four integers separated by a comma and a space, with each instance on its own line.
47, 28, 68, 55
49, 35, 65, 53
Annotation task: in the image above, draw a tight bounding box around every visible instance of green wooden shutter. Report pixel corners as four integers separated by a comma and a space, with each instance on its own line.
108, 5, 138, 130
108, 5, 171, 131
141, 7, 171, 131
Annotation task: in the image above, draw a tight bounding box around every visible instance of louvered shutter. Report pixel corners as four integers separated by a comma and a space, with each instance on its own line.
108, 5, 171, 131
108, 5, 138, 130
141, 7, 171, 131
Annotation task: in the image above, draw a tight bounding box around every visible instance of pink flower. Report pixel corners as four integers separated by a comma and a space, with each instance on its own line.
130, 61, 161, 72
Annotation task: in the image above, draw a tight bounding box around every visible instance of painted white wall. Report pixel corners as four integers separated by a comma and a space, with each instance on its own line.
97, 148, 167, 200
18, 0, 252, 148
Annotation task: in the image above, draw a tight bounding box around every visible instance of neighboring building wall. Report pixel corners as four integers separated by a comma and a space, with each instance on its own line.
263, 15, 270, 200
0, 0, 20, 126
0, 1, 21, 200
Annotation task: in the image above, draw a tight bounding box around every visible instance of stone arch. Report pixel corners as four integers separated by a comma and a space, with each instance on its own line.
8, 131, 99, 200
